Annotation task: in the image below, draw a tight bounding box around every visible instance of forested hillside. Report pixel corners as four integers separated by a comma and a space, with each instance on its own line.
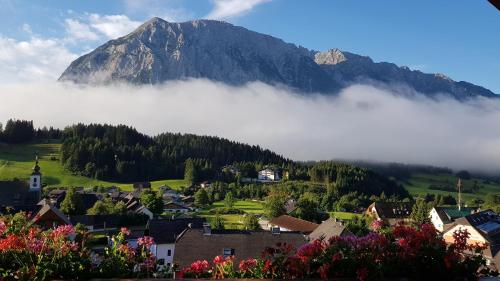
60, 124, 290, 182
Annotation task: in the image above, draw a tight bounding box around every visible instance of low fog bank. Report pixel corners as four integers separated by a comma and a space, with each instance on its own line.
1, 80, 499, 174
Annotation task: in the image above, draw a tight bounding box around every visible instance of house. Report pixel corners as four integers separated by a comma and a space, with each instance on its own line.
308, 218, 353, 241
365, 202, 414, 226
111, 192, 154, 219
0, 202, 71, 229
32, 203, 72, 229
173, 226, 307, 268
258, 168, 280, 182
442, 210, 500, 270
146, 218, 206, 268
164, 202, 191, 213
429, 206, 475, 232
49, 189, 100, 211
163, 190, 182, 202
70, 214, 149, 232
268, 215, 319, 234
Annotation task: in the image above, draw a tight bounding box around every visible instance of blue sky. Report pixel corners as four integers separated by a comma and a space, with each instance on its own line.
0, 0, 498, 93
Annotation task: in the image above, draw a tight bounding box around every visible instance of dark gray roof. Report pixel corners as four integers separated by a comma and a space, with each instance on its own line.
146, 218, 206, 244
369, 202, 414, 219
308, 218, 352, 241
70, 214, 148, 229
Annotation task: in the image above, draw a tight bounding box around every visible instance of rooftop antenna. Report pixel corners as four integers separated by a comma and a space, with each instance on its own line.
457, 178, 462, 211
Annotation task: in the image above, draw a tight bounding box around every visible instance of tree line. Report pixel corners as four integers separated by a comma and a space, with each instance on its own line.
0, 119, 62, 144
60, 123, 290, 182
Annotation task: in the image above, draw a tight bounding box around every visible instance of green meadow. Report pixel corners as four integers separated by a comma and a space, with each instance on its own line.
0, 143, 187, 191
398, 173, 500, 202
197, 200, 265, 229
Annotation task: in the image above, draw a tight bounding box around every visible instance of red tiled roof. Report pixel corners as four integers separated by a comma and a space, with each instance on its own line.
269, 215, 318, 233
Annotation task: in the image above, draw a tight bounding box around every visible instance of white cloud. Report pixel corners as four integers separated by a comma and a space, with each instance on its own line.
88, 14, 142, 39
65, 19, 99, 41
64, 14, 141, 43
0, 80, 499, 174
206, 0, 271, 20
0, 36, 78, 83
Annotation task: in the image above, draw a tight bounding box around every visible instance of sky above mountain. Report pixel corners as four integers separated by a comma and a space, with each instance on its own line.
0, 0, 498, 93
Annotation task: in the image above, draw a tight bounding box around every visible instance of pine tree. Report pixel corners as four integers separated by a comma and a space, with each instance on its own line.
410, 199, 431, 226
224, 192, 235, 209
194, 188, 209, 207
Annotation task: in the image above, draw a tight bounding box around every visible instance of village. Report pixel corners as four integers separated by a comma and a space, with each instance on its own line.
0, 157, 498, 277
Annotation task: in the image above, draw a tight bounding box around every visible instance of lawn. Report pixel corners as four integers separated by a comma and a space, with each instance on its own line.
329, 211, 362, 220
0, 142, 187, 191
197, 200, 265, 229
398, 173, 500, 202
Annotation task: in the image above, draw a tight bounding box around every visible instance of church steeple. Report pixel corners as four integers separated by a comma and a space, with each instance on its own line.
32, 155, 41, 175
29, 155, 42, 197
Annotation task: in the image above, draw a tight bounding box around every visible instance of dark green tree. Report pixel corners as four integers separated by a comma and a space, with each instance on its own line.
194, 188, 209, 207
243, 214, 261, 230
224, 192, 235, 209
295, 192, 321, 222
140, 191, 164, 215
410, 199, 431, 225
184, 158, 198, 185
60, 188, 85, 215
211, 212, 225, 230
264, 192, 286, 218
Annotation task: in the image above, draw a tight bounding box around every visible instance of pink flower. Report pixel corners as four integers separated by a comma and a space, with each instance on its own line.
137, 236, 155, 248
52, 225, 75, 238
0, 220, 6, 236
120, 227, 131, 236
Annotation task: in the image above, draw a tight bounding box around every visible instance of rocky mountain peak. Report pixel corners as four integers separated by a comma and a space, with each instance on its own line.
58, 17, 497, 100
314, 48, 348, 65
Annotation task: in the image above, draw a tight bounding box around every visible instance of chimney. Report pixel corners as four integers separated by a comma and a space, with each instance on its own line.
203, 223, 211, 235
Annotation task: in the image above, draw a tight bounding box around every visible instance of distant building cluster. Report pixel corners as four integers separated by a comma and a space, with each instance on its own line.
0, 158, 498, 272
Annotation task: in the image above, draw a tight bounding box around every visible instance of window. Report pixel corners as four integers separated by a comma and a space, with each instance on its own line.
223, 248, 235, 257
157, 259, 165, 265
167, 249, 171, 256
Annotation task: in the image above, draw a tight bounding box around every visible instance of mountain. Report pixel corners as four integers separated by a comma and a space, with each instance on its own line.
59, 17, 497, 99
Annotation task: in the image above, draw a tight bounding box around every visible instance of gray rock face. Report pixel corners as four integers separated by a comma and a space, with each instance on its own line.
59, 17, 497, 99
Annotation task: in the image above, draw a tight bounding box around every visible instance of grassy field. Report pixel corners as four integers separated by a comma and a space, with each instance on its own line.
197, 200, 265, 229
398, 173, 500, 202
330, 211, 363, 220
0, 142, 187, 191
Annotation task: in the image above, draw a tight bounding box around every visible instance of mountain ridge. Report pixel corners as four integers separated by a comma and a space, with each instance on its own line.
59, 17, 497, 100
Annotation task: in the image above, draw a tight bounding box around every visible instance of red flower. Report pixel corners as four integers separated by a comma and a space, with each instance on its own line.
356, 267, 369, 281
239, 258, 257, 271
213, 255, 224, 264
318, 263, 330, 280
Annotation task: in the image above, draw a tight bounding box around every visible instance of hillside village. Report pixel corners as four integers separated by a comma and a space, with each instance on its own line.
0, 157, 498, 276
